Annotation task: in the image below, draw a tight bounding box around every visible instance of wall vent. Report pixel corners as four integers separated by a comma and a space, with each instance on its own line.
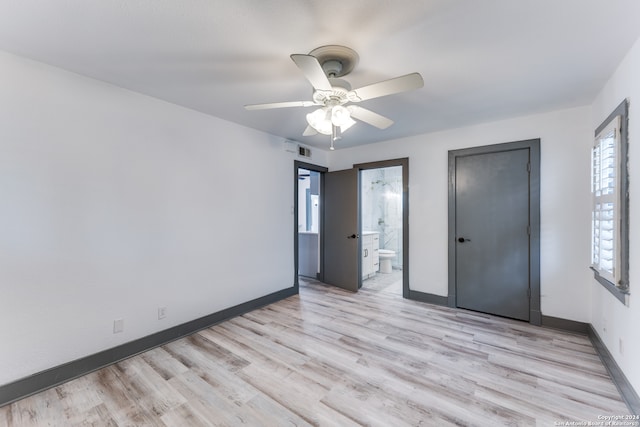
298, 145, 312, 158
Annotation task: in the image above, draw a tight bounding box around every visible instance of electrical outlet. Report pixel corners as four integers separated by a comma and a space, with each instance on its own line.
158, 306, 167, 320
113, 318, 124, 334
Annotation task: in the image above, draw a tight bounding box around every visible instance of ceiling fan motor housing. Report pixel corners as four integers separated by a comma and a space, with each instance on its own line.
312, 78, 352, 105
309, 45, 359, 78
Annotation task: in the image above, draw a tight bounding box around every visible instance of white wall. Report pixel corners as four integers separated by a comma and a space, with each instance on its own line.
590, 36, 640, 395
330, 106, 593, 323
0, 50, 299, 386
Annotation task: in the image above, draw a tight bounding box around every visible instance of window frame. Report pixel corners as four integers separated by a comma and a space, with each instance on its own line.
590, 99, 630, 304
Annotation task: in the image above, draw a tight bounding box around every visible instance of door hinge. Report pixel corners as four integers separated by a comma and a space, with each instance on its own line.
526, 162, 531, 173
527, 288, 531, 298
527, 225, 531, 235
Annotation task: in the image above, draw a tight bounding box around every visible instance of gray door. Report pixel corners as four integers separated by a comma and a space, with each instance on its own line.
323, 168, 360, 292
455, 148, 530, 320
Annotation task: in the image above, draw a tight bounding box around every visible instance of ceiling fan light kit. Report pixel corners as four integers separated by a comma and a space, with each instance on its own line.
244, 45, 423, 150
306, 107, 332, 135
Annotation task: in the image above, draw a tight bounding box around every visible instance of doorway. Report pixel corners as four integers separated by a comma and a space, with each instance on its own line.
448, 140, 540, 324
300, 158, 409, 296
297, 167, 321, 279
317, 158, 409, 296
356, 158, 409, 298
359, 165, 404, 296
294, 161, 328, 288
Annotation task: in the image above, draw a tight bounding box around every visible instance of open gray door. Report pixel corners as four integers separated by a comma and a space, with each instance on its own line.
323, 168, 360, 292
454, 148, 531, 321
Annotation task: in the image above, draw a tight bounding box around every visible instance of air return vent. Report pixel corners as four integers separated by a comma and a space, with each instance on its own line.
283, 140, 311, 158
298, 145, 311, 158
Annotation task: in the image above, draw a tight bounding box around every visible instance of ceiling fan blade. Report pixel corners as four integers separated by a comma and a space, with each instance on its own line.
349, 72, 424, 102
244, 101, 316, 110
348, 105, 394, 129
290, 54, 333, 91
303, 125, 318, 136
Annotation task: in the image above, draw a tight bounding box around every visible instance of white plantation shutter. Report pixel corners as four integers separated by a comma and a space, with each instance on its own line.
591, 117, 620, 284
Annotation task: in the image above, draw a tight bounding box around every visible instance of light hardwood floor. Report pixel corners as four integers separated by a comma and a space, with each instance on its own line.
0, 278, 631, 426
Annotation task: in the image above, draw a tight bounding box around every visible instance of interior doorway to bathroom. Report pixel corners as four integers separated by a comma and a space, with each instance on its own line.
357, 158, 408, 297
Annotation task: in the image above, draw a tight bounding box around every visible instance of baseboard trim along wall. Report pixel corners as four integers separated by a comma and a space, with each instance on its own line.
540, 314, 589, 334
0, 286, 298, 408
3, 287, 639, 414
409, 294, 639, 413
408, 290, 449, 306
537, 316, 639, 414
588, 325, 640, 415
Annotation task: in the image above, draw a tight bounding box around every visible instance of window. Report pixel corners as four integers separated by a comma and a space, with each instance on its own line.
591, 99, 629, 303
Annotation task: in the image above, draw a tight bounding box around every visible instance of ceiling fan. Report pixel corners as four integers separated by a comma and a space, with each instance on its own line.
244, 45, 424, 150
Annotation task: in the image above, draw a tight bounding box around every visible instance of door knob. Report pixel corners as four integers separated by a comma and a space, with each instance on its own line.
457, 237, 471, 243
347, 234, 359, 239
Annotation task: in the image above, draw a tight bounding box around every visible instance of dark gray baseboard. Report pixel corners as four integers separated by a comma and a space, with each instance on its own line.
541, 315, 589, 334
0, 286, 298, 408
588, 325, 640, 415
408, 290, 449, 306
409, 293, 638, 413
4, 287, 638, 415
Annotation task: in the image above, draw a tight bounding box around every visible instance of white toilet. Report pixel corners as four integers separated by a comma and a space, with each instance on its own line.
378, 249, 396, 273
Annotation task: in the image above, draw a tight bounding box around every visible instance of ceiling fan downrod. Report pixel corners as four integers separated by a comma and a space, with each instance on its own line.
322, 59, 343, 79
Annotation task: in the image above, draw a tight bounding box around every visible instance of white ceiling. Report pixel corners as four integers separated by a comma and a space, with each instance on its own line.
1, 0, 639, 150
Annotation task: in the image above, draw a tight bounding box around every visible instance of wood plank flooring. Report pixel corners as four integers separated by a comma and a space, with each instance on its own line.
0, 279, 631, 426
